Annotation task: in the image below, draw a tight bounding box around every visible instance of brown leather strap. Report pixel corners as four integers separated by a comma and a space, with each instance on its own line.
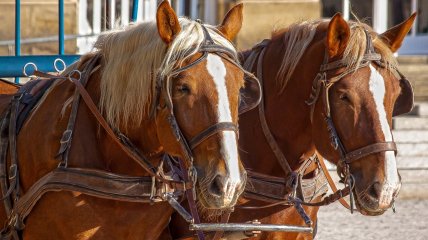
238, 185, 349, 210
241, 165, 328, 207
319, 53, 382, 72
69, 76, 162, 177
244, 171, 289, 202
34, 71, 185, 185
255, 47, 293, 177
0, 106, 13, 216
211, 211, 232, 240
178, 158, 205, 240
13, 168, 178, 222
56, 56, 100, 167
317, 157, 351, 209
298, 186, 350, 207
344, 142, 397, 164
189, 122, 238, 150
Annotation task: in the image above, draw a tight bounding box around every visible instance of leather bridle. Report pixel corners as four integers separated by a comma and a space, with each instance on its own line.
306, 29, 402, 211
156, 23, 258, 164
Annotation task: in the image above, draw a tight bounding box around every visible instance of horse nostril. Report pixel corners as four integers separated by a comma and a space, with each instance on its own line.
208, 175, 224, 197
368, 182, 382, 199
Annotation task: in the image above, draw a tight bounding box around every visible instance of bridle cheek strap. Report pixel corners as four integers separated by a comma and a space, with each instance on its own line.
189, 122, 238, 150
343, 142, 397, 164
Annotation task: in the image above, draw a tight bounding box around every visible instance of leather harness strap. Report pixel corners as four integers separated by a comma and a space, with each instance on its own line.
189, 122, 238, 150
252, 41, 294, 181
211, 211, 232, 240
344, 142, 397, 164
13, 168, 179, 221
56, 55, 101, 167
317, 157, 351, 209
33, 70, 174, 183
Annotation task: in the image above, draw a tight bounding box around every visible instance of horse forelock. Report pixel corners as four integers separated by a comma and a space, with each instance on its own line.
94, 18, 237, 130
344, 22, 397, 73
273, 19, 398, 93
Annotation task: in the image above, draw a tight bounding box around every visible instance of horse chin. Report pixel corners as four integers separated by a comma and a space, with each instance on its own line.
354, 189, 388, 216
197, 190, 239, 210
196, 192, 237, 220
195, 174, 246, 213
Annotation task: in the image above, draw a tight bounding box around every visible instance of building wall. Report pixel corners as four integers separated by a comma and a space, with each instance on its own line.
233, 0, 321, 50
0, 0, 77, 56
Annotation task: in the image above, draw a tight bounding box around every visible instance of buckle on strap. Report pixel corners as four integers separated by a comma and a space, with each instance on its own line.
59, 129, 73, 144
8, 164, 17, 180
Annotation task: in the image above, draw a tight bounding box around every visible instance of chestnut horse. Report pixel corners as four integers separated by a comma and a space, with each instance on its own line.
0, 2, 253, 239
0, 79, 19, 94
168, 13, 416, 240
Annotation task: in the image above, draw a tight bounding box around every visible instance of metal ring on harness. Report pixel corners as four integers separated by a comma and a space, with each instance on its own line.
54, 58, 67, 73
67, 69, 82, 82
22, 62, 38, 79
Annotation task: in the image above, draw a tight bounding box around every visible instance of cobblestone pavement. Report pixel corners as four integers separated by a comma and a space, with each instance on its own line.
316, 199, 428, 240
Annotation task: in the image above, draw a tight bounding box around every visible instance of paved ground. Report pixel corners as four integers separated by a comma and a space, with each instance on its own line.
316, 199, 428, 240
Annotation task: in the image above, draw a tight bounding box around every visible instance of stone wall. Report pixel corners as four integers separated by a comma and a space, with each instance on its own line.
0, 0, 78, 56
232, 0, 321, 50
397, 56, 428, 101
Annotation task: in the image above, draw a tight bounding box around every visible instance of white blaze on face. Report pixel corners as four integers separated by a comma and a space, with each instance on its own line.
206, 54, 241, 203
368, 64, 400, 205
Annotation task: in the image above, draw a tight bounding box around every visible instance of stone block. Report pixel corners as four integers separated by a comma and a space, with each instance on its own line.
393, 130, 428, 142
235, 0, 321, 50
396, 143, 428, 157
393, 117, 428, 130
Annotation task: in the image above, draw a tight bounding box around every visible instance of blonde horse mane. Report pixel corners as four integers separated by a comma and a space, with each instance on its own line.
274, 19, 398, 93
90, 18, 236, 129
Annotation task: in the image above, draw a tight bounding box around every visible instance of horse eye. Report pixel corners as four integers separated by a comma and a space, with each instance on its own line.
340, 93, 350, 103
177, 84, 191, 94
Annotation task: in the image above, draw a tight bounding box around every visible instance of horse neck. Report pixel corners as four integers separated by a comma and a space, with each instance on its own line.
239, 35, 324, 177
68, 69, 163, 176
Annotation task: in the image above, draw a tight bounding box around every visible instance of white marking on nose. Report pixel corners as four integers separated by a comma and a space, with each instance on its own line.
368, 64, 400, 205
206, 54, 241, 203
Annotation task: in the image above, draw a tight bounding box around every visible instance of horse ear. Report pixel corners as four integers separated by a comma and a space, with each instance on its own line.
326, 13, 350, 59
217, 3, 243, 41
379, 13, 416, 52
156, 0, 181, 44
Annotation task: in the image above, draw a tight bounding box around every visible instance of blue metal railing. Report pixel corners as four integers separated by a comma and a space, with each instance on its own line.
132, 0, 139, 22
14, 0, 21, 82
1, 0, 140, 80
59, 0, 65, 55
0, 55, 80, 78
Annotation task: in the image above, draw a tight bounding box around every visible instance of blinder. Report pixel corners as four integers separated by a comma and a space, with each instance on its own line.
239, 73, 262, 114
393, 75, 414, 116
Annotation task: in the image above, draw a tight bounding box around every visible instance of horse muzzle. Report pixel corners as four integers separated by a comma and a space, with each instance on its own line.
355, 180, 401, 216
199, 171, 246, 209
